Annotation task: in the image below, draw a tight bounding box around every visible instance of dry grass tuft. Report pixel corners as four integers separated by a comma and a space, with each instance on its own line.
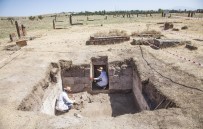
181, 26, 188, 30
140, 30, 161, 35
131, 32, 139, 37
109, 29, 127, 36
93, 29, 128, 37
131, 30, 161, 37
172, 28, 179, 31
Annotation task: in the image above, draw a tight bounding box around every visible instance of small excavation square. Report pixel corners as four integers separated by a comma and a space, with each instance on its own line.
59, 92, 138, 117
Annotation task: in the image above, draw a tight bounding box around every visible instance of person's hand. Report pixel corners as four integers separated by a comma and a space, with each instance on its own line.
72, 100, 76, 103
90, 77, 94, 81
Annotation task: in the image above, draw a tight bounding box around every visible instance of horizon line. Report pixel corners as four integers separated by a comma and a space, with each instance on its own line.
0, 8, 201, 17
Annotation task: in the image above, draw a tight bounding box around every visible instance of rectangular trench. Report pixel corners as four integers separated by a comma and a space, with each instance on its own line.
17, 58, 178, 116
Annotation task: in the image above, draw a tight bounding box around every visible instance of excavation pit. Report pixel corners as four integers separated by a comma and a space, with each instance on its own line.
59, 92, 138, 117
17, 58, 178, 117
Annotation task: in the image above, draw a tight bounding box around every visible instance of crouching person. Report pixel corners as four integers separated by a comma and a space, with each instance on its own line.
93, 67, 108, 89
55, 86, 75, 112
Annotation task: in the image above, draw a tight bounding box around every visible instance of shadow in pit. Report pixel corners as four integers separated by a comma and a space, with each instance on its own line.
142, 81, 178, 110
108, 92, 140, 117
54, 99, 67, 116
92, 81, 109, 91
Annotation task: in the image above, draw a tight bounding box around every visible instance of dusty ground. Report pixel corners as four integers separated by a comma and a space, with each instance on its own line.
0, 15, 203, 129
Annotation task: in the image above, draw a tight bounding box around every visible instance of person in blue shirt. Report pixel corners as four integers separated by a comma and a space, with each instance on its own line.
93, 67, 108, 89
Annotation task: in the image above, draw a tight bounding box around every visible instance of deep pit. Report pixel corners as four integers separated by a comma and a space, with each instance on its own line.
18, 57, 178, 117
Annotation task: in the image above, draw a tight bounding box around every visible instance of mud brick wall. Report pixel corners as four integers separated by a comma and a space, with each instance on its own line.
61, 65, 90, 93
86, 36, 130, 45
109, 63, 133, 90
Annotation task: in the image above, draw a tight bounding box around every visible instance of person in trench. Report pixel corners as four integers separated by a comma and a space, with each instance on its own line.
55, 86, 75, 112
92, 67, 108, 89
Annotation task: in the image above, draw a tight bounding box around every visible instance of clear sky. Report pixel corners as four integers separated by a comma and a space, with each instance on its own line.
0, 0, 202, 16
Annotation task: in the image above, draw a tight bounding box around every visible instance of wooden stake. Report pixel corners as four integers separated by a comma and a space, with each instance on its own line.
15, 21, 20, 38
53, 19, 55, 29
188, 11, 191, 17
21, 24, 26, 36
154, 99, 165, 110
69, 15, 72, 25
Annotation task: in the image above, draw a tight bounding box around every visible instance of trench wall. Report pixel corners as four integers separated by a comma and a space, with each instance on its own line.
108, 62, 133, 90
18, 63, 62, 115
61, 65, 91, 93
40, 63, 62, 115
132, 68, 150, 111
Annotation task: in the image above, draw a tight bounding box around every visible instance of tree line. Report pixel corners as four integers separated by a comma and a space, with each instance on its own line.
73, 9, 202, 16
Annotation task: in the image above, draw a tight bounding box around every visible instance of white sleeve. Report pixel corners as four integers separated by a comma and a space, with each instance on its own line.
94, 73, 102, 80
94, 77, 100, 80
63, 92, 73, 104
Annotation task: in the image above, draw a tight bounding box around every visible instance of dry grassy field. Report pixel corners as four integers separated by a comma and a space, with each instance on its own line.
0, 12, 203, 129
1, 13, 203, 39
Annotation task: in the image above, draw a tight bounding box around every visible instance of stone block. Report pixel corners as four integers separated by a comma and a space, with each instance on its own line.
84, 83, 91, 88
63, 71, 72, 77
63, 77, 74, 85
83, 77, 90, 84
71, 67, 85, 77
74, 77, 90, 84
64, 67, 85, 77
109, 68, 115, 76
109, 76, 119, 83
109, 82, 120, 90
73, 77, 83, 84
70, 84, 85, 93
153, 39, 184, 48
16, 40, 27, 47
121, 67, 133, 75
84, 68, 90, 77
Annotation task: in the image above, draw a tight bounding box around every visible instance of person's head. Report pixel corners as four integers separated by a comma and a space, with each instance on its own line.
97, 67, 103, 72
64, 86, 72, 92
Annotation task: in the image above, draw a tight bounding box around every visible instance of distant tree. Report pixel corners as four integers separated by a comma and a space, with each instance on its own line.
38, 15, 43, 20
158, 8, 163, 13
98, 11, 102, 15
7, 17, 14, 20
103, 10, 106, 15
29, 16, 35, 21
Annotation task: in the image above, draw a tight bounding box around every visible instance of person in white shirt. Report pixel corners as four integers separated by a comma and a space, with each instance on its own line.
55, 86, 75, 112
93, 67, 108, 89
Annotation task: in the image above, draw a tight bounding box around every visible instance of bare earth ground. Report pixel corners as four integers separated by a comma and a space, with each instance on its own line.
0, 15, 203, 129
